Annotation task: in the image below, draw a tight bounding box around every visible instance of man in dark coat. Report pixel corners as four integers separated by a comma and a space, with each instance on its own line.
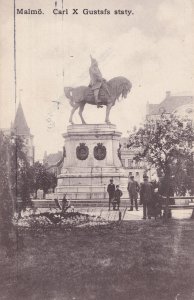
127, 175, 140, 211
140, 175, 153, 219
114, 185, 123, 210
107, 179, 115, 210
152, 187, 162, 219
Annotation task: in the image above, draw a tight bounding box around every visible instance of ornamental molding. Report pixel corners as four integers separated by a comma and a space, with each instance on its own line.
93, 143, 106, 160
76, 143, 89, 160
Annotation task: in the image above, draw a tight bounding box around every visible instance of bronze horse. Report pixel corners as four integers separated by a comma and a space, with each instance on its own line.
64, 76, 132, 124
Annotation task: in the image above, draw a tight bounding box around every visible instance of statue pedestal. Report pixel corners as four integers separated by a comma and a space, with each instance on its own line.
56, 124, 128, 200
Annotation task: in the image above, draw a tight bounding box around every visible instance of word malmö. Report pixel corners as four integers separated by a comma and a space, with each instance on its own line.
16, 8, 134, 17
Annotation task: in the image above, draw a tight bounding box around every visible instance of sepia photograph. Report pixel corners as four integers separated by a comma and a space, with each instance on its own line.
0, 0, 194, 299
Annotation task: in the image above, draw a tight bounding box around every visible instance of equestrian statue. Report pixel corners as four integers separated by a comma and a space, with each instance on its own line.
64, 56, 132, 124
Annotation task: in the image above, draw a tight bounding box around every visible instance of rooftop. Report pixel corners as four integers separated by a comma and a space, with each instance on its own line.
12, 102, 31, 135
147, 91, 193, 115
43, 151, 63, 166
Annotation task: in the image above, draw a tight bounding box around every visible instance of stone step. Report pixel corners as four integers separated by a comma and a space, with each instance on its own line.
31, 198, 192, 208
31, 199, 131, 208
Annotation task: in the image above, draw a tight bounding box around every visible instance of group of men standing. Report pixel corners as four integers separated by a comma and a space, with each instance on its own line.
128, 174, 155, 219
107, 175, 156, 219
107, 180, 123, 211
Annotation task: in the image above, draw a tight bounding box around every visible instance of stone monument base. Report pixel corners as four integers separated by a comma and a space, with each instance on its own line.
55, 124, 128, 201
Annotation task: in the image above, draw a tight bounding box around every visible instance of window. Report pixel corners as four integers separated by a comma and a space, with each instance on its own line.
128, 159, 132, 168
121, 159, 125, 167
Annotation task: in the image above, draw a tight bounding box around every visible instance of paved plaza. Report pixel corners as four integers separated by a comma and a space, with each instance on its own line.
74, 206, 194, 221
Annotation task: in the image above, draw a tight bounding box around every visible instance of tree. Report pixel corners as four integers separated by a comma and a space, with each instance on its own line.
127, 114, 194, 217
30, 162, 57, 198
0, 132, 32, 212
15, 137, 32, 209
0, 131, 31, 255
171, 155, 194, 195
0, 132, 15, 221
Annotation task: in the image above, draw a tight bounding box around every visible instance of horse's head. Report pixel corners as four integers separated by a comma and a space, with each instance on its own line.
108, 77, 132, 101
121, 80, 132, 99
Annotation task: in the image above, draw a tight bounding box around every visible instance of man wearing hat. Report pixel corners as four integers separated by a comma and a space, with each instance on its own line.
114, 185, 123, 210
127, 175, 140, 211
140, 175, 153, 219
107, 179, 115, 210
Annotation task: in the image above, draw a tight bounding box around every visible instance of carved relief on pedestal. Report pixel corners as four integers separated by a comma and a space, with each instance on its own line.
93, 143, 106, 160
76, 143, 89, 160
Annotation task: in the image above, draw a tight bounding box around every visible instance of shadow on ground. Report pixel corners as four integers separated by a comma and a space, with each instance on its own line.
0, 219, 194, 300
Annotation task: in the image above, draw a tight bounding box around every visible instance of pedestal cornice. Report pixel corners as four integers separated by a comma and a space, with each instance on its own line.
63, 124, 122, 138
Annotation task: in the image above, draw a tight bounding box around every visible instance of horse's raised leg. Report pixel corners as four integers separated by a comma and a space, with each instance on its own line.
69, 103, 80, 124
105, 103, 113, 124
79, 102, 86, 124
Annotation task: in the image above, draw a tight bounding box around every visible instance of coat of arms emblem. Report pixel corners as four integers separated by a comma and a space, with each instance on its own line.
93, 143, 106, 160
76, 143, 89, 160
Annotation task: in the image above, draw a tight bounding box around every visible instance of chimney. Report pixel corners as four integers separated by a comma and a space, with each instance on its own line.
43, 151, 47, 160
146, 101, 149, 115
166, 91, 171, 98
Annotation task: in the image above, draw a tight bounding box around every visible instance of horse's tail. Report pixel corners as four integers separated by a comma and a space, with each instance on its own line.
64, 87, 75, 106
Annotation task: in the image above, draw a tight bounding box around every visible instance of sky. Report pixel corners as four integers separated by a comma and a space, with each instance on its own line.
0, 0, 194, 160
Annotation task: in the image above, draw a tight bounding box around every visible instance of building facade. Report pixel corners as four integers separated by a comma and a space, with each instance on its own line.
119, 137, 150, 183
